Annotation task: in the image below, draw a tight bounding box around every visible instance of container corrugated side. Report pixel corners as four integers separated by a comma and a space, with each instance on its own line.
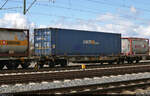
52, 28, 121, 56
34, 28, 121, 56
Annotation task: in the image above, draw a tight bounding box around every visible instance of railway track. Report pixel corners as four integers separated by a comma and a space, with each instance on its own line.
74, 79, 150, 95
1, 63, 150, 85
16, 78, 150, 95
0, 61, 150, 74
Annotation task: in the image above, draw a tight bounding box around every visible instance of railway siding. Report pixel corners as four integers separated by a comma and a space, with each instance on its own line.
0, 64, 150, 76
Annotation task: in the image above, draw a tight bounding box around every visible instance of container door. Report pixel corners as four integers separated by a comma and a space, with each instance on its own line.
121, 39, 130, 55
132, 39, 149, 54
34, 29, 51, 56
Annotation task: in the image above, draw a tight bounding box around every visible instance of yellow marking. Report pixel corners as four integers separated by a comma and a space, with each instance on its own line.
37, 47, 49, 49
34, 64, 39, 70
0, 40, 28, 46
81, 64, 86, 69
20, 40, 28, 46
91, 40, 95, 44
14, 35, 18, 40
20, 57, 25, 62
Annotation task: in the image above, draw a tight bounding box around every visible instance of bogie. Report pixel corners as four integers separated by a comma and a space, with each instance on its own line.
60, 59, 68, 67
48, 61, 55, 68
6, 61, 19, 70
21, 62, 31, 69
0, 64, 4, 70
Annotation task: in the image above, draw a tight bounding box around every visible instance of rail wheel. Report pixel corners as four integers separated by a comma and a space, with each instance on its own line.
0, 64, 4, 70
117, 61, 120, 64
48, 61, 55, 68
36, 61, 44, 69
128, 60, 133, 64
136, 60, 139, 63
127, 60, 131, 64
21, 62, 30, 69
108, 61, 113, 64
39, 64, 44, 68
121, 60, 124, 64
100, 62, 103, 65
130, 60, 133, 64
60, 60, 67, 67
6, 61, 19, 70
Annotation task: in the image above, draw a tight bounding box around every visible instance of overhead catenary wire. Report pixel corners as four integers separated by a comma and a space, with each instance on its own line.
2, 0, 144, 25
0, 0, 149, 27
34, 2, 150, 24
3, 0, 150, 22
23, 0, 37, 15
0, 0, 22, 11
0, 6, 22, 10
3, 0, 150, 14
30, 11, 149, 27
0, 0, 9, 9
85, 0, 150, 14
1, 0, 150, 26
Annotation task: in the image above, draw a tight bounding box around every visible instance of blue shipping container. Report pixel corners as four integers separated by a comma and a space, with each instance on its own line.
34, 28, 121, 56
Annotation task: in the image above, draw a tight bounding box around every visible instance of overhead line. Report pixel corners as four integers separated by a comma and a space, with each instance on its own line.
6, 0, 150, 16
23, 0, 37, 15
1, 0, 150, 24
4, 0, 150, 14
1, 6, 22, 10
35, 2, 150, 23
30, 11, 149, 26
0, 0, 9, 9
86, 0, 150, 13
25, 0, 37, 14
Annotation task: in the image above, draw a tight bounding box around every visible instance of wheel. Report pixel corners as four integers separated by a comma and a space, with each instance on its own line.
39, 64, 44, 68
117, 61, 120, 64
48, 61, 55, 68
136, 60, 139, 63
127, 60, 130, 64
0, 64, 4, 70
130, 60, 133, 64
6, 61, 19, 70
100, 62, 103, 65
21, 62, 30, 69
108, 61, 113, 64
121, 60, 124, 64
60, 60, 67, 67
35, 61, 44, 69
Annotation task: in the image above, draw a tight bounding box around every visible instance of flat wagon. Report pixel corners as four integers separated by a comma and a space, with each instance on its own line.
0, 28, 148, 70
34, 28, 121, 67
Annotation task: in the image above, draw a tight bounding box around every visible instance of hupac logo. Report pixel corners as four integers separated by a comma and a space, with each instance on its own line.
83, 40, 100, 45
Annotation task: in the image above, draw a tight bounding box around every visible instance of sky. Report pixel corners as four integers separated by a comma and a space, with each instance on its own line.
0, 0, 150, 39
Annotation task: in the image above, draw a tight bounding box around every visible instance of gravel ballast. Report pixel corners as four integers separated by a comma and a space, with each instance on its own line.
1, 72, 150, 93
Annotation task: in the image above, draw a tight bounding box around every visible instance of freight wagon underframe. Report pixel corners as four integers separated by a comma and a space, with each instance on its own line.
35, 55, 143, 68
0, 57, 34, 70
0, 55, 143, 70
